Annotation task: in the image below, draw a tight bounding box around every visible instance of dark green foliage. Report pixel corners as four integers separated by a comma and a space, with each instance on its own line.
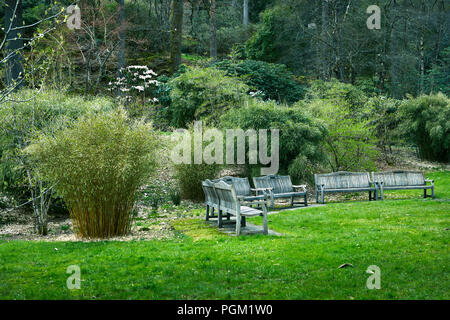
175, 162, 221, 201
245, 7, 280, 63
366, 96, 402, 152
399, 93, 449, 162
169, 189, 182, 206
213, 59, 305, 103
168, 67, 248, 128
425, 47, 450, 96
220, 99, 326, 183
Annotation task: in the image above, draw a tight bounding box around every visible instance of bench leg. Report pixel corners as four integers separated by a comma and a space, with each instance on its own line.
432, 186, 435, 199
205, 205, 210, 221
304, 194, 308, 206
262, 207, 268, 235
235, 214, 241, 236
315, 190, 319, 204
321, 190, 325, 204
218, 210, 223, 228
241, 216, 246, 227
424, 189, 427, 198
290, 196, 294, 207
227, 212, 231, 220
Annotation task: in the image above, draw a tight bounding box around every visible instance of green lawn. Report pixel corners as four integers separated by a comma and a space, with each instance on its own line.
0, 171, 449, 300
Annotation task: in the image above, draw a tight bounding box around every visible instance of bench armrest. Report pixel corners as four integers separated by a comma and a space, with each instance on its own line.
238, 195, 269, 207
251, 187, 273, 192
251, 187, 273, 196
292, 184, 307, 192
425, 179, 434, 185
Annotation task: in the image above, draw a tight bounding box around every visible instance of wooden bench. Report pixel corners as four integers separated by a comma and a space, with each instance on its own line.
253, 175, 307, 209
314, 171, 377, 204
213, 180, 269, 236
372, 170, 435, 200
202, 179, 221, 222
202, 178, 254, 228
216, 176, 270, 203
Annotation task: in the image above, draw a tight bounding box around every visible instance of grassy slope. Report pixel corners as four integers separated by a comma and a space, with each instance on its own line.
0, 171, 449, 300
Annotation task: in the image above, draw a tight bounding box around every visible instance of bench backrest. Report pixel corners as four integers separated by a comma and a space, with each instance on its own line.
202, 179, 219, 206
372, 171, 425, 187
253, 175, 293, 194
214, 181, 238, 213
216, 176, 251, 197
315, 172, 371, 189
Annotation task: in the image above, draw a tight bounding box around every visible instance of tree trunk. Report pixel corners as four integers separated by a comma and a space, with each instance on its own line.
170, 0, 184, 73
321, 0, 329, 80
4, 0, 24, 88
209, 0, 217, 59
243, 0, 249, 26
118, 0, 126, 75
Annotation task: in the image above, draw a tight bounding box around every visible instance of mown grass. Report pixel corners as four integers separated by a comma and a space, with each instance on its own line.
0, 171, 448, 300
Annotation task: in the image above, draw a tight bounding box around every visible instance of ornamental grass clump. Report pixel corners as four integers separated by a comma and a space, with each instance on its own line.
26, 110, 162, 239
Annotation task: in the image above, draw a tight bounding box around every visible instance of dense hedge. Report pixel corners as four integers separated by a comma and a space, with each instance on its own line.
168, 67, 248, 128
399, 93, 449, 162
214, 59, 305, 104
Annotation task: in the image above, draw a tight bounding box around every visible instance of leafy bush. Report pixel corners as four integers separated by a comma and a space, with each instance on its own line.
220, 99, 326, 183
365, 96, 402, 154
0, 90, 116, 202
305, 79, 368, 111
245, 7, 280, 63
168, 67, 249, 128
171, 124, 222, 201
398, 93, 449, 162
175, 163, 221, 201
26, 110, 162, 239
213, 59, 305, 103
302, 82, 379, 172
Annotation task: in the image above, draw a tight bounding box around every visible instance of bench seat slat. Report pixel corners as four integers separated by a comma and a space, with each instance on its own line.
239, 206, 263, 216
273, 192, 308, 198
321, 187, 376, 192
381, 185, 432, 190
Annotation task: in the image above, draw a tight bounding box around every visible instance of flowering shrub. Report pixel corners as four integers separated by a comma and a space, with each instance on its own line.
108, 65, 160, 104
